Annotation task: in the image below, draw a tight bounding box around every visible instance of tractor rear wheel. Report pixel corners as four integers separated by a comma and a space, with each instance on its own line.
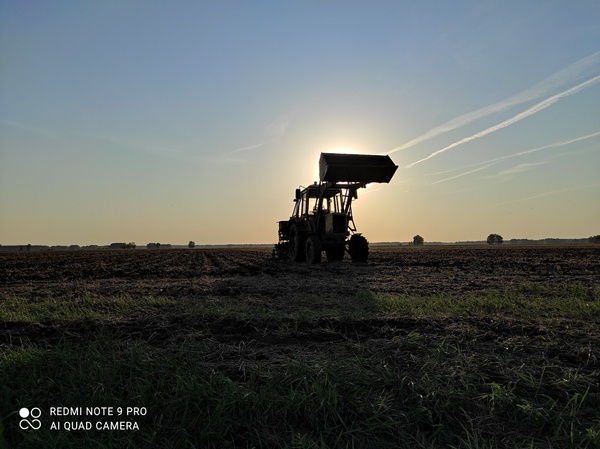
349, 234, 368, 262
289, 224, 305, 262
305, 235, 322, 264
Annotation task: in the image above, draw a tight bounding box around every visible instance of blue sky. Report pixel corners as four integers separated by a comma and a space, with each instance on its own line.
1, 1, 599, 245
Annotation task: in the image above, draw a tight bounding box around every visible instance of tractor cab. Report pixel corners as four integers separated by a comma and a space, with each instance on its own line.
292, 184, 345, 215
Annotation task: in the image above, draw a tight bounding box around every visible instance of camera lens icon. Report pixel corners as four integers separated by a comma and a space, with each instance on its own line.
19, 407, 42, 430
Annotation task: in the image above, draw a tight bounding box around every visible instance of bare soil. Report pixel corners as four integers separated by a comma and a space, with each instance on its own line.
3, 245, 598, 297
1, 245, 599, 367
2, 246, 600, 448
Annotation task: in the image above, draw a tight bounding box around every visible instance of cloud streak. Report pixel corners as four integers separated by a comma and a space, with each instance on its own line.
230, 112, 295, 154
386, 50, 600, 157
493, 161, 547, 179
430, 131, 600, 184
405, 75, 600, 168
431, 163, 496, 184
491, 182, 600, 206
0, 119, 62, 139
230, 141, 269, 154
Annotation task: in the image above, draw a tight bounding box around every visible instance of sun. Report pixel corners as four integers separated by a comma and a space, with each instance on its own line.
307, 146, 362, 182
309, 146, 361, 182
327, 146, 359, 154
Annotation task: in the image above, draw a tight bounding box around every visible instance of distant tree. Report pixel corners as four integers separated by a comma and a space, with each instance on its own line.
188, 241, 195, 249
487, 234, 503, 245
413, 235, 424, 246
589, 235, 600, 244
126, 242, 136, 249
26, 243, 32, 251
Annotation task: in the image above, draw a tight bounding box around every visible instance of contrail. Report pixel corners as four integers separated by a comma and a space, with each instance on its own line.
230, 141, 269, 153
431, 163, 496, 184
496, 130, 600, 160
430, 131, 600, 184
230, 112, 295, 154
491, 182, 600, 206
405, 75, 600, 168
493, 161, 548, 179
0, 119, 62, 139
386, 50, 600, 156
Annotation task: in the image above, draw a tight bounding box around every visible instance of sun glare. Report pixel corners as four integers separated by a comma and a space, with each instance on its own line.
327, 146, 359, 154
308, 147, 361, 181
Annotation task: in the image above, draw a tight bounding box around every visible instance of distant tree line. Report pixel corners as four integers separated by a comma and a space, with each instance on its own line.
109, 242, 136, 249
147, 243, 172, 249
2, 234, 598, 253
0, 242, 202, 252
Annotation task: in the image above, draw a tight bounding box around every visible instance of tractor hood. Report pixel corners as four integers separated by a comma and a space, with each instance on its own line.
319, 153, 398, 184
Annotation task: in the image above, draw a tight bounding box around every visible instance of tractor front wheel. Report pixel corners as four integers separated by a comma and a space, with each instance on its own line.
349, 234, 368, 263
305, 235, 322, 264
289, 224, 305, 262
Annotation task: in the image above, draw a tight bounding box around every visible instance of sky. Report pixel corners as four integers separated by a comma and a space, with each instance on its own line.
1, 1, 599, 246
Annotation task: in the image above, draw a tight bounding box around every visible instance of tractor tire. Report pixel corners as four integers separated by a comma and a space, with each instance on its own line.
289, 224, 305, 262
326, 242, 345, 262
305, 235, 322, 264
349, 234, 369, 263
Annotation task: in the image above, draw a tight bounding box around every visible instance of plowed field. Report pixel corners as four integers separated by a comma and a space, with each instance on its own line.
3, 244, 598, 301
1, 245, 599, 448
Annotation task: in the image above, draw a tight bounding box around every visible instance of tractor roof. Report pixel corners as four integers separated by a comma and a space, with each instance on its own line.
300, 184, 342, 198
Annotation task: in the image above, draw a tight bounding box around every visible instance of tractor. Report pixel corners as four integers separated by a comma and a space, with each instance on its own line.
273, 152, 398, 263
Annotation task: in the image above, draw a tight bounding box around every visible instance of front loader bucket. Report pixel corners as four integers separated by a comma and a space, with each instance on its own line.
319, 153, 398, 184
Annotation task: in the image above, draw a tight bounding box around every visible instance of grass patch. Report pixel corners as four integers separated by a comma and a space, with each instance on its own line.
2, 281, 599, 448
0, 333, 425, 448
2, 328, 598, 448
0, 294, 176, 324
360, 283, 600, 320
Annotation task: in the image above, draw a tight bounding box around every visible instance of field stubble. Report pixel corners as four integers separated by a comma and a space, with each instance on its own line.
1, 245, 599, 448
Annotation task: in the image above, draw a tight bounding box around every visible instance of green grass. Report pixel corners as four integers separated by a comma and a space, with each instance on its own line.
1, 334, 416, 448
0, 294, 176, 323
359, 282, 600, 320
8, 281, 595, 326
1, 283, 599, 448
3, 330, 598, 448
